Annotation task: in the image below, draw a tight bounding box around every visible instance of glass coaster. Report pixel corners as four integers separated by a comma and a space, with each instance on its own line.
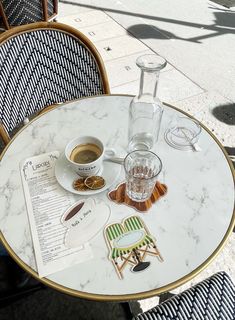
164, 128, 194, 151
164, 117, 201, 151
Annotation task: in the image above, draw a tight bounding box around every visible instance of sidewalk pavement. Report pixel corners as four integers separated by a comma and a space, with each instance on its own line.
57, 0, 235, 314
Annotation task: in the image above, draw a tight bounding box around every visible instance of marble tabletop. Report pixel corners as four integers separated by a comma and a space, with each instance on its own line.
0, 95, 234, 301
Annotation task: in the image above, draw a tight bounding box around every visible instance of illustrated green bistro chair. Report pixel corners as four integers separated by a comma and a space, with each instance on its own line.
105, 216, 164, 278
0, 21, 110, 146
124, 215, 163, 264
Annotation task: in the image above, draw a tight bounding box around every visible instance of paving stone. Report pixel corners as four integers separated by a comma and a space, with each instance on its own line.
94, 34, 148, 61
105, 50, 174, 88
58, 10, 111, 29
78, 20, 127, 42
58, 1, 92, 18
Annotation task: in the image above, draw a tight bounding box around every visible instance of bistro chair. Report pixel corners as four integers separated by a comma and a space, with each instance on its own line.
0, 21, 110, 145
0, 0, 58, 30
134, 271, 235, 320
105, 216, 163, 279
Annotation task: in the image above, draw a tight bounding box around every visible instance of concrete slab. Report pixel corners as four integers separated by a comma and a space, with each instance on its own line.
58, 1, 92, 17
94, 34, 148, 61
104, 50, 174, 88
78, 20, 127, 42
111, 68, 204, 103
58, 10, 111, 28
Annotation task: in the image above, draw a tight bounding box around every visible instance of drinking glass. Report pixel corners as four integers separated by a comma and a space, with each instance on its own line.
124, 150, 162, 202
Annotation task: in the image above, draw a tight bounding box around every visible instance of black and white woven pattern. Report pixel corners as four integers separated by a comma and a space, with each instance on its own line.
135, 272, 235, 320
0, 28, 106, 134
1, 0, 54, 26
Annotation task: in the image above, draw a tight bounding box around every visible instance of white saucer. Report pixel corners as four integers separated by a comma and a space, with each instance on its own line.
55, 154, 122, 195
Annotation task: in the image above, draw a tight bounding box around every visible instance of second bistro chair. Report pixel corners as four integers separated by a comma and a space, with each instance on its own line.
0, 21, 110, 145
0, 0, 58, 30
134, 271, 235, 320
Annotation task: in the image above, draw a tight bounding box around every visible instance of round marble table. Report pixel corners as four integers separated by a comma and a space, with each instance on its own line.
0, 95, 234, 301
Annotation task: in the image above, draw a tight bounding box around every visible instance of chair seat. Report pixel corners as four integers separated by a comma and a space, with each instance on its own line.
110, 234, 155, 259
135, 272, 235, 320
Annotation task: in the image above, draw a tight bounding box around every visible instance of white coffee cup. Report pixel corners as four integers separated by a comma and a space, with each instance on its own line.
61, 198, 96, 228
65, 136, 115, 177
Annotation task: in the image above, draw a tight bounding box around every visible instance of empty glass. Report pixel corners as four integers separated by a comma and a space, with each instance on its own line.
124, 150, 162, 202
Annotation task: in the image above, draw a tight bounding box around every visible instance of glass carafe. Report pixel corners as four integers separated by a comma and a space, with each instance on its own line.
128, 54, 167, 151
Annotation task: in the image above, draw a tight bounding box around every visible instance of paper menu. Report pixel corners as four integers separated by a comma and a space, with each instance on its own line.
20, 151, 93, 278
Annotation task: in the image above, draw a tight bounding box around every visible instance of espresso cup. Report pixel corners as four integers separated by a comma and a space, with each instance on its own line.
65, 136, 115, 177
61, 198, 96, 228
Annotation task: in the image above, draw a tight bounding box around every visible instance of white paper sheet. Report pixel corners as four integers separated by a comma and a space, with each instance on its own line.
20, 151, 93, 278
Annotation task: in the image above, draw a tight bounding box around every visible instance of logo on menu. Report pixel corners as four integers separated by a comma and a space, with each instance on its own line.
32, 161, 51, 171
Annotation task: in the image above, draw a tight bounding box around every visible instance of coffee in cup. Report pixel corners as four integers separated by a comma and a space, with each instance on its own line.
65, 136, 105, 177
70, 143, 102, 164
65, 136, 116, 177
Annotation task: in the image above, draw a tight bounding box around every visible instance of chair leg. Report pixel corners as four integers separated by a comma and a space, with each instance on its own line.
0, 2, 10, 30
120, 302, 134, 320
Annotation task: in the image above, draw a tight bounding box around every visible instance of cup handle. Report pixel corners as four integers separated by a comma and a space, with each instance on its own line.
104, 148, 116, 159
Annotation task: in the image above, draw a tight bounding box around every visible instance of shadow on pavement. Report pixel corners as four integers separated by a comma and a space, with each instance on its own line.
60, 0, 235, 44
211, 103, 235, 125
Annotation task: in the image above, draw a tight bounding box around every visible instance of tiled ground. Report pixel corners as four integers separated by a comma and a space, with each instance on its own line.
59, 8, 205, 104
57, 1, 235, 314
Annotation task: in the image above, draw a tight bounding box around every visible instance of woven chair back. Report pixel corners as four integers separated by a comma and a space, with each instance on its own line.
0, 22, 110, 139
